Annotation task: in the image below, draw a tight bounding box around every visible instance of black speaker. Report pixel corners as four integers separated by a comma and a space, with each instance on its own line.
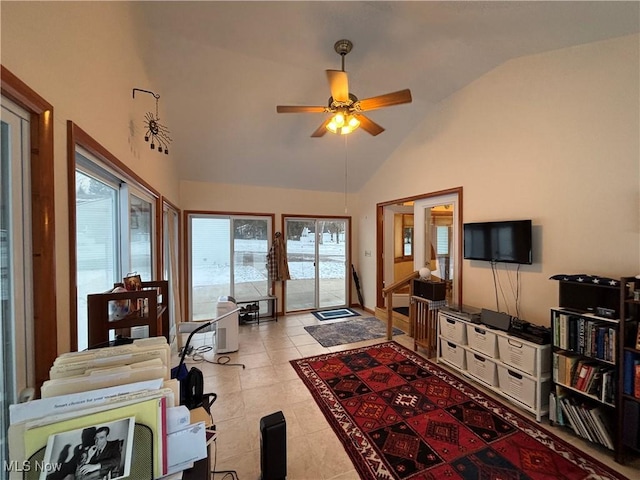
413, 279, 446, 301
480, 308, 512, 332
260, 411, 286, 480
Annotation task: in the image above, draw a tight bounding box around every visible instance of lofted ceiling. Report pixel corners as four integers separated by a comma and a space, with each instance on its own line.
131, 1, 639, 193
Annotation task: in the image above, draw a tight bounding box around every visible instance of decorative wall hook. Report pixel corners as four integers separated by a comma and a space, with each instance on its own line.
132, 88, 172, 155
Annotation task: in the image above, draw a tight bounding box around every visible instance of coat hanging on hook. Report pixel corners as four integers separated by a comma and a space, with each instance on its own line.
267, 232, 290, 282
133, 88, 172, 154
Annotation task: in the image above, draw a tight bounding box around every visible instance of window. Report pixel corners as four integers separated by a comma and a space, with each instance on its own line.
187, 213, 272, 321
163, 202, 181, 339
395, 213, 414, 261
74, 146, 157, 351
129, 193, 153, 281
436, 225, 450, 255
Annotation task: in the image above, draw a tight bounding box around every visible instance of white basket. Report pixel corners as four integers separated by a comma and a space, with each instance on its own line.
439, 315, 467, 345
440, 340, 466, 369
497, 336, 543, 376
466, 324, 498, 358
465, 350, 498, 386
497, 364, 537, 408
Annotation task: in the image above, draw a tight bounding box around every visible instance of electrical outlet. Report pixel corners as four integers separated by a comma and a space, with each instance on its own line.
364, 250, 371, 257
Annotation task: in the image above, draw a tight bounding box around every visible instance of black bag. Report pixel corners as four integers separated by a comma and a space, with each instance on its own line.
183, 367, 217, 414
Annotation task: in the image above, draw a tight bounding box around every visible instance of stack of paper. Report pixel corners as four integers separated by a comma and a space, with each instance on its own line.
7, 337, 209, 479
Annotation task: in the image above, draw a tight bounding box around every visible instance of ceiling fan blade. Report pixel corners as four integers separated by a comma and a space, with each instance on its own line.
326, 70, 349, 103
277, 105, 326, 113
358, 114, 385, 136
357, 89, 412, 112
311, 118, 331, 137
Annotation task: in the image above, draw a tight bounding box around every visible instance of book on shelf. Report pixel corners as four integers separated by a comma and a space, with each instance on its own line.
634, 363, 640, 399
601, 370, 615, 405
573, 360, 587, 390
552, 352, 579, 388
585, 366, 605, 396
624, 351, 636, 395
565, 355, 581, 387
576, 401, 603, 446
549, 391, 557, 423
591, 406, 615, 450
562, 396, 590, 441
554, 312, 617, 362
557, 395, 614, 450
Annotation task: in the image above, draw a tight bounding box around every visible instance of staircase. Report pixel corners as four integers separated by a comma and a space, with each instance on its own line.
378, 271, 420, 339
375, 306, 410, 334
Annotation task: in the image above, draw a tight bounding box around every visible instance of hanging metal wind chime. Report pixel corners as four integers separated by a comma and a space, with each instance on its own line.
132, 88, 172, 154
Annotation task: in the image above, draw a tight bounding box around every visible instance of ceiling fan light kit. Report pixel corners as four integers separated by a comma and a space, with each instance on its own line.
326, 109, 360, 135
276, 39, 412, 137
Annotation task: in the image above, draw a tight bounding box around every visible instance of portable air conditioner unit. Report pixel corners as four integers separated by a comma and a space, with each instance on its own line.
216, 296, 239, 353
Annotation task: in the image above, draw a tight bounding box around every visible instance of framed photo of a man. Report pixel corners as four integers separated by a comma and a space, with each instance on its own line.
41, 417, 135, 480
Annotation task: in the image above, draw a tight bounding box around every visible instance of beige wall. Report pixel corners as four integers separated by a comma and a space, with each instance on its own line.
180, 181, 360, 309
2, 2, 183, 353
2, 0, 638, 351
357, 34, 640, 325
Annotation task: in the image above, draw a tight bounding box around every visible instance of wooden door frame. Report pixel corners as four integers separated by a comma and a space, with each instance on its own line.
376, 187, 463, 308
281, 214, 352, 313
1, 65, 57, 394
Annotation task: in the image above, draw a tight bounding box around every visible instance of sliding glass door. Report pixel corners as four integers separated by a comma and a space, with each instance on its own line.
1, 99, 34, 468
284, 217, 349, 312
284, 219, 316, 310
188, 214, 271, 321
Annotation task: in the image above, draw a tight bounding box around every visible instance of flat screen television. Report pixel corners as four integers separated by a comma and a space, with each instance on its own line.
463, 220, 532, 264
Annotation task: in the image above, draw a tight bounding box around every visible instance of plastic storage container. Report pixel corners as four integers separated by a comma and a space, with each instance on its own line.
439, 315, 467, 344
466, 324, 498, 358
465, 350, 498, 386
216, 296, 239, 353
440, 340, 466, 369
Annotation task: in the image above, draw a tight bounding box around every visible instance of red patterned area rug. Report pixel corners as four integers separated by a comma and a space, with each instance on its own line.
290, 341, 627, 480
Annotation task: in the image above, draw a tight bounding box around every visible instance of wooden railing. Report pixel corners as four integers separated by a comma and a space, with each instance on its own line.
381, 270, 419, 339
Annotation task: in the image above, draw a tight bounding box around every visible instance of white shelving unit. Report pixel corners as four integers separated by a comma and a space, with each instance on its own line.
436, 309, 551, 422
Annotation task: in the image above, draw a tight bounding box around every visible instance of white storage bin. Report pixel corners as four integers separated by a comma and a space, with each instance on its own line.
497, 365, 537, 408
465, 350, 498, 386
440, 340, 466, 369
466, 324, 498, 358
439, 315, 467, 345
497, 336, 548, 376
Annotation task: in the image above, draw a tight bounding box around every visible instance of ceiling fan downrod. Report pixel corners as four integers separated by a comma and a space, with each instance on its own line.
334, 39, 353, 72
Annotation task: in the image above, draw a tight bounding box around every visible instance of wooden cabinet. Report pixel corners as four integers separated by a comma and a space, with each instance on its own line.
87, 280, 169, 348
617, 276, 640, 463
437, 309, 551, 422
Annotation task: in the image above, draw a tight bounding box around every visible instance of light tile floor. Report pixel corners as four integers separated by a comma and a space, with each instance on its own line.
179, 310, 640, 479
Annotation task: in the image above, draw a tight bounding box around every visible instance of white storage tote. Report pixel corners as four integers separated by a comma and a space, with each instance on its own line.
465, 350, 498, 386
439, 315, 467, 345
440, 340, 466, 369
497, 336, 548, 376
466, 324, 498, 358
497, 364, 537, 408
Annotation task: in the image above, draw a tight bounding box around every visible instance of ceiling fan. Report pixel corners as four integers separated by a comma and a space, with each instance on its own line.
276, 39, 412, 137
